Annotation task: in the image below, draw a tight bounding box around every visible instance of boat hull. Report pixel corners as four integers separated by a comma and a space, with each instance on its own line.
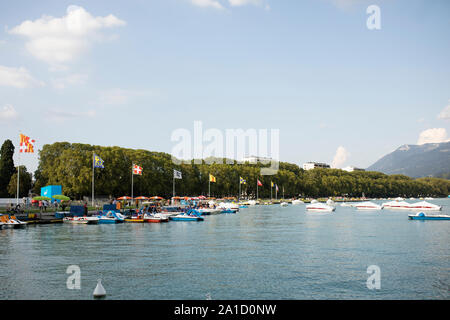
409, 216, 450, 220
169, 216, 204, 221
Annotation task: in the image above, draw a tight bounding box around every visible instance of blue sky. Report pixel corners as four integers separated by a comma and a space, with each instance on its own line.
0, 0, 449, 173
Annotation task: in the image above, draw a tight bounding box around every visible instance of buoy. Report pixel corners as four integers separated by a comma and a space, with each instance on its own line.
93, 279, 106, 298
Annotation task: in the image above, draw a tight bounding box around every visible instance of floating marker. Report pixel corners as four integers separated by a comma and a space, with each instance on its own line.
93, 279, 106, 298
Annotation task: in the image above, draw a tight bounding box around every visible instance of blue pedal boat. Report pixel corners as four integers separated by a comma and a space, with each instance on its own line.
169, 210, 204, 221
408, 212, 450, 220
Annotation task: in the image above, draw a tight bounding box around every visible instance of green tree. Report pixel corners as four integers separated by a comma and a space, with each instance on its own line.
0, 140, 16, 197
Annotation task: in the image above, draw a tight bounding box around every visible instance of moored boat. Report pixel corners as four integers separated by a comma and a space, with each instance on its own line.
97, 211, 125, 224
381, 201, 411, 210
0, 214, 27, 228
408, 201, 442, 211
292, 199, 304, 205
169, 210, 204, 221
306, 203, 335, 213
408, 212, 450, 220
63, 216, 99, 224
280, 202, 288, 207
143, 213, 169, 223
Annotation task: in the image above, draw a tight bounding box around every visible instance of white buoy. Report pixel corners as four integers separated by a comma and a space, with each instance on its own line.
93, 279, 106, 298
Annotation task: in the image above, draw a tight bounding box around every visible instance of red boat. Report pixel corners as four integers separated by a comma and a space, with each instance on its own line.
143, 213, 169, 223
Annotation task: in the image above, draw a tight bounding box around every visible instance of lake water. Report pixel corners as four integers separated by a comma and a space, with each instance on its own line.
1, 199, 449, 300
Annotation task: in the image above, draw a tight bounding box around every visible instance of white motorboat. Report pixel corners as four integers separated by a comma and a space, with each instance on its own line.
408, 201, 442, 211
310, 199, 318, 204
326, 199, 336, 207
280, 202, 288, 207
143, 213, 169, 223
247, 200, 257, 206
306, 203, 335, 213
355, 201, 383, 210
218, 202, 240, 211
291, 199, 304, 205
63, 216, 99, 224
381, 201, 411, 210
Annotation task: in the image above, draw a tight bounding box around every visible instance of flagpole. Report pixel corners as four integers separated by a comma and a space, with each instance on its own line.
239, 179, 241, 201
92, 152, 95, 208
131, 164, 134, 202
270, 184, 272, 201
208, 176, 211, 198
256, 181, 258, 201
16, 139, 20, 206
173, 174, 175, 199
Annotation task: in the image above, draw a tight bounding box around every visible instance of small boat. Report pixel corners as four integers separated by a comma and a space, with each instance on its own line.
291, 200, 304, 205
247, 200, 257, 206
306, 203, 335, 213
326, 199, 335, 207
355, 201, 383, 210
97, 211, 125, 224
239, 205, 249, 209
381, 201, 411, 210
408, 201, 442, 211
169, 211, 204, 221
63, 216, 99, 224
143, 213, 168, 223
408, 212, 450, 220
124, 214, 144, 223
0, 214, 27, 228
310, 200, 318, 204
218, 202, 240, 211
280, 202, 288, 207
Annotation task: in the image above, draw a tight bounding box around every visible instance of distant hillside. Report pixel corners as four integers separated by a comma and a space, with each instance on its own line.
367, 142, 450, 178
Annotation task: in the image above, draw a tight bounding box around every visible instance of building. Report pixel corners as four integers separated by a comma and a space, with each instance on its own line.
342, 166, 365, 172
303, 162, 331, 170
242, 156, 273, 164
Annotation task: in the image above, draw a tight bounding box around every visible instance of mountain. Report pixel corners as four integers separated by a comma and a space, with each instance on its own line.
367, 142, 450, 178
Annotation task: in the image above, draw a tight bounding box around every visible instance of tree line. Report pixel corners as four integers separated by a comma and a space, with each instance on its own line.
1, 140, 449, 199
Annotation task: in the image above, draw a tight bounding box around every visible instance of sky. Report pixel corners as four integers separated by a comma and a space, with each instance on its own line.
0, 0, 449, 174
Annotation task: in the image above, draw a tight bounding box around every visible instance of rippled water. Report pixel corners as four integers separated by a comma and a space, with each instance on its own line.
1, 199, 449, 300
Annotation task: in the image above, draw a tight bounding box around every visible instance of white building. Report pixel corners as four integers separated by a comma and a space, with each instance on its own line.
303, 162, 331, 170
342, 166, 365, 172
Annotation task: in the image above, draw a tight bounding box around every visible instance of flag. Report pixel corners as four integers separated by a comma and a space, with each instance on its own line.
257, 180, 263, 187
19, 134, 35, 153
93, 154, 104, 168
133, 164, 143, 175
276, 184, 279, 192
174, 169, 182, 179
209, 174, 216, 183
271, 181, 274, 187
240, 177, 246, 185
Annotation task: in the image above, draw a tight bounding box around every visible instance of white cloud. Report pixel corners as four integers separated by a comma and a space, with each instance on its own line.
0, 65, 44, 88
417, 128, 450, 145
0, 104, 19, 121
438, 101, 450, 120
8, 5, 125, 69
229, 0, 263, 6
331, 146, 349, 168
191, 0, 224, 9
51, 73, 88, 89
46, 108, 96, 122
